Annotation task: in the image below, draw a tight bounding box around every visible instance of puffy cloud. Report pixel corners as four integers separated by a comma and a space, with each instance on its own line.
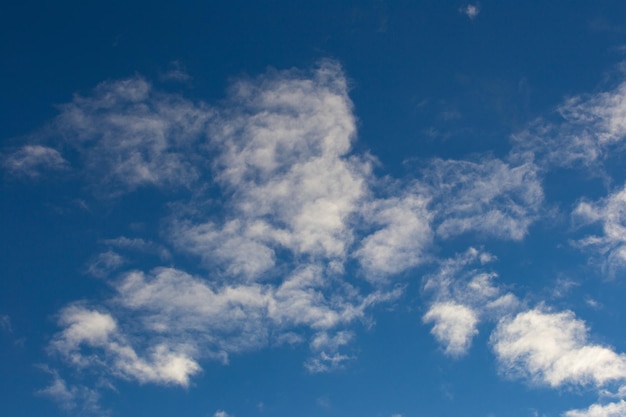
51, 262, 400, 386
2, 145, 68, 178
423, 302, 478, 357
423, 158, 543, 241
201, 60, 370, 267
50, 305, 201, 387
491, 308, 626, 388
355, 194, 433, 279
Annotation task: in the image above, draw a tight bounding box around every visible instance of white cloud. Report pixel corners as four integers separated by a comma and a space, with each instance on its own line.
35, 61, 550, 408
86, 251, 126, 278
53, 76, 211, 194
0, 315, 11, 333
103, 236, 171, 260
423, 158, 543, 241
422, 248, 519, 357
2, 145, 68, 178
460, 4, 480, 20
423, 301, 478, 357
565, 400, 626, 417
37, 367, 103, 415
511, 77, 626, 169
200, 60, 370, 269
50, 305, 201, 386
50, 262, 400, 385
355, 194, 433, 279
573, 183, 626, 275
491, 308, 626, 388
160, 61, 192, 83
170, 219, 276, 280
213, 411, 232, 417
304, 351, 354, 373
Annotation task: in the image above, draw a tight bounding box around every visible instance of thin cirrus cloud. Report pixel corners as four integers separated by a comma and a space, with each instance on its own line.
512, 76, 626, 170
2, 145, 69, 178
422, 158, 543, 241
573, 184, 626, 275
52, 76, 212, 194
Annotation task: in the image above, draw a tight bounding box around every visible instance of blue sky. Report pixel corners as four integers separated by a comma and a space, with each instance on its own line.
3, 2, 626, 417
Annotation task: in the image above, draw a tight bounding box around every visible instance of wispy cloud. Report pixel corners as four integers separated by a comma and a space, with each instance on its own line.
572, 183, 626, 276
51, 76, 211, 195
37, 367, 104, 416
565, 400, 626, 417
0, 315, 12, 333
423, 158, 543, 241
85, 251, 126, 278
2, 145, 68, 178
512, 77, 626, 170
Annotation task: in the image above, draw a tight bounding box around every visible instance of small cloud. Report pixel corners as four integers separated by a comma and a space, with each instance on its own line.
160, 61, 192, 83
316, 396, 332, 409
213, 411, 232, 417
460, 4, 480, 20
85, 251, 125, 278
0, 315, 12, 333
2, 145, 69, 178
36, 367, 103, 415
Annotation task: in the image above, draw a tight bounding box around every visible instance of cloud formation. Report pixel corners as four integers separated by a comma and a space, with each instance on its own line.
11, 59, 626, 417
491, 308, 626, 388
423, 248, 519, 357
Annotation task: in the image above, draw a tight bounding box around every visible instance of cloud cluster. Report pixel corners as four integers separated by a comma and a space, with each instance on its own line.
423, 248, 519, 357
39, 63, 413, 405
10, 59, 626, 417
